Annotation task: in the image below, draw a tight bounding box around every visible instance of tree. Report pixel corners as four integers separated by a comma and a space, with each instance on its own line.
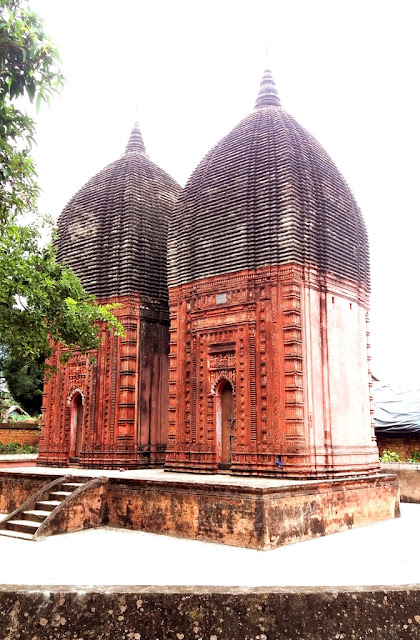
0, 0, 123, 368
0, 351, 43, 415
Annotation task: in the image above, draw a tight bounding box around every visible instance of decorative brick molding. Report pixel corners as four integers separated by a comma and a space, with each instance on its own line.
38, 296, 169, 469
166, 264, 379, 478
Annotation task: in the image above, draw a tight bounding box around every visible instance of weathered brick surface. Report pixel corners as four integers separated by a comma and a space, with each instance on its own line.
169, 71, 369, 289
0, 471, 399, 549
0, 470, 399, 548
0, 472, 61, 513
0, 585, 420, 639
377, 435, 420, 462
0, 422, 40, 446
166, 265, 379, 478
106, 474, 399, 549
39, 299, 170, 469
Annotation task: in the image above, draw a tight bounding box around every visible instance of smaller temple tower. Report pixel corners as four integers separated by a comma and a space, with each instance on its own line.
38, 125, 181, 468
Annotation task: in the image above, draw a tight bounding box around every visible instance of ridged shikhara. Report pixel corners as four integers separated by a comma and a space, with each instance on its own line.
57, 123, 180, 301
169, 69, 369, 290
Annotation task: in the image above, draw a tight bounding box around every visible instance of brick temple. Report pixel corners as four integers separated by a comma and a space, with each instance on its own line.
39, 70, 379, 479
38, 126, 181, 468
22, 70, 400, 548
166, 70, 379, 477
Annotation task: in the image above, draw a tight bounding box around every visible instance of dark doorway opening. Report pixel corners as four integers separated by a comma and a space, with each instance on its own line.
70, 392, 84, 460
216, 379, 234, 470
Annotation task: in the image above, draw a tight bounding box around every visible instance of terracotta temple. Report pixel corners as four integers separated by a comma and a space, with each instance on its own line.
165, 70, 379, 477
38, 126, 181, 468
39, 70, 380, 479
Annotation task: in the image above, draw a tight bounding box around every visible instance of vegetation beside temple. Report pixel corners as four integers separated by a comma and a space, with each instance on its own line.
0, 442, 38, 455
0, 0, 123, 385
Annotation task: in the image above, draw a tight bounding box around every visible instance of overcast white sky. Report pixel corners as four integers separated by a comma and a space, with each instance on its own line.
30, 0, 420, 389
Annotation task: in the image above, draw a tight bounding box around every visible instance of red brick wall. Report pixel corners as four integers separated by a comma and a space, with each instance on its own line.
0, 423, 40, 447
167, 263, 377, 478
39, 294, 169, 469
377, 435, 420, 461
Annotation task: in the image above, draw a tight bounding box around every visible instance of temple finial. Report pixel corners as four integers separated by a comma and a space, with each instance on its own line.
254, 69, 281, 109
125, 122, 145, 154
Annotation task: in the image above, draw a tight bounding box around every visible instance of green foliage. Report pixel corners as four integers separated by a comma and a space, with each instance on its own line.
9, 413, 30, 421
0, 349, 43, 414
407, 450, 420, 463
0, 0, 64, 225
0, 221, 124, 363
0, 441, 37, 454
0, 0, 124, 367
379, 449, 402, 463
0, 393, 8, 419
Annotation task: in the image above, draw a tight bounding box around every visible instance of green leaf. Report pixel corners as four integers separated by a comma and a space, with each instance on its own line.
0, 3, 118, 366
35, 90, 42, 113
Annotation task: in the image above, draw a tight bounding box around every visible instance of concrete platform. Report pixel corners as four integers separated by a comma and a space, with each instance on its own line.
0, 468, 417, 639
0, 466, 399, 549
1, 583, 420, 640
0, 453, 37, 468
0, 503, 418, 587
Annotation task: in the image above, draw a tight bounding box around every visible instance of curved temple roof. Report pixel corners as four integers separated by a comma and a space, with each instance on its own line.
57, 124, 181, 302
169, 70, 369, 289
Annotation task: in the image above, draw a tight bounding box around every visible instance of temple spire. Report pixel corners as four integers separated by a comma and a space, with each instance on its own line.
125, 122, 146, 154
254, 69, 281, 109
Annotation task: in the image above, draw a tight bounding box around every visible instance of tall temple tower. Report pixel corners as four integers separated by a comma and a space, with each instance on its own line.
38, 125, 181, 468
166, 71, 380, 478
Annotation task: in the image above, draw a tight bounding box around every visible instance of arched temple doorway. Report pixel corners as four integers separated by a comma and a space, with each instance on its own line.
69, 391, 84, 460
215, 379, 234, 470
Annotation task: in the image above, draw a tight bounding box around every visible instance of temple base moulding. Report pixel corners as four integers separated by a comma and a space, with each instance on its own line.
0, 468, 399, 549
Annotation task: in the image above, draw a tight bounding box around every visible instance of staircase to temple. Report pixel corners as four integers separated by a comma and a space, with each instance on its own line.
0, 475, 108, 540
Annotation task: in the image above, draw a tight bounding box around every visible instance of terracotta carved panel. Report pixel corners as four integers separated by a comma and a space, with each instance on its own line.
166, 264, 379, 478
38, 294, 169, 469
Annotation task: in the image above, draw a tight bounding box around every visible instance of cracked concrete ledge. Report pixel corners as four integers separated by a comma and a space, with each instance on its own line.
1, 584, 420, 639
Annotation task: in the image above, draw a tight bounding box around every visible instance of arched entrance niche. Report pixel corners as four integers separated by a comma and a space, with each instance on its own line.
214, 378, 234, 470
67, 389, 84, 460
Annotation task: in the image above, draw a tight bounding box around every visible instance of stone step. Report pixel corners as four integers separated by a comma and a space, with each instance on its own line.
35, 500, 61, 512
61, 482, 84, 492
6, 519, 39, 534
49, 491, 72, 500
22, 509, 51, 523
0, 528, 34, 540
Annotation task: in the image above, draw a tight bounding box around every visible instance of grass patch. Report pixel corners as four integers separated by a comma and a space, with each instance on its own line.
0, 442, 38, 455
